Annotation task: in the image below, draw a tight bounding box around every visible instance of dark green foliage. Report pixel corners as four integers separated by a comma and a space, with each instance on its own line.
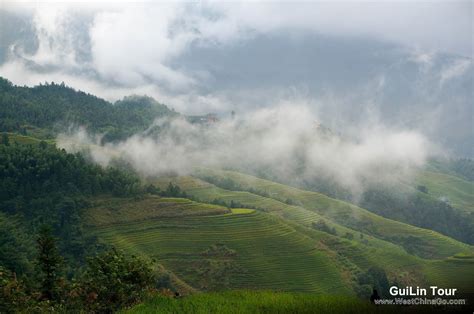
229, 200, 243, 208
145, 184, 161, 195
343, 232, 354, 240
0, 143, 143, 275
416, 185, 428, 193
312, 219, 337, 236
0, 77, 176, 141
0, 266, 32, 313
0, 213, 34, 275
210, 198, 229, 208
1, 132, 9, 145
36, 226, 64, 302
74, 249, 156, 313
1, 246, 156, 313
285, 197, 296, 205
360, 187, 474, 244
199, 175, 242, 191
356, 267, 390, 299
0, 144, 141, 210
160, 182, 187, 198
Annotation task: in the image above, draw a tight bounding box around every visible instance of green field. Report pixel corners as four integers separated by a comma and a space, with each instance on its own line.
92, 202, 352, 293
125, 291, 397, 314
3, 132, 54, 145
85, 196, 230, 226
158, 170, 472, 259
88, 170, 474, 295
416, 170, 474, 213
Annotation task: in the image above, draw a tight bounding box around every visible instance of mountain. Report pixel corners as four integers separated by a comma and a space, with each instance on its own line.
87, 169, 474, 297
0, 78, 473, 312
0, 77, 177, 141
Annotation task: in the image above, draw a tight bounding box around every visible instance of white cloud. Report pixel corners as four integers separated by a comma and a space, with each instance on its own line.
439, 58, 472, 85
1, 1, 471, 93
89, 4, 197, 88
58, 104, 434, 197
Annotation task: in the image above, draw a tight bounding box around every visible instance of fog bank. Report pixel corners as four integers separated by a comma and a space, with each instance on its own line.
58, 105, 434, 197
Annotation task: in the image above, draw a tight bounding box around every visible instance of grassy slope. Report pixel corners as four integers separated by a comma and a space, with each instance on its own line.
90, 199, 352, 294
416, 170, 474, 214
87, 171, 474, 296
150, 171, 474, 291
4, 132, 54, 145
85, 196, 230, 226
125, 291, 394, 314
177, 169, 472, 259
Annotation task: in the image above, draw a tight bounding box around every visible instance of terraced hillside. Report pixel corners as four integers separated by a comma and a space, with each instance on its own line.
88, 172, 474, 295
416, 170, 474, 214
89, 198, 352, 294
167, 169, 472, 259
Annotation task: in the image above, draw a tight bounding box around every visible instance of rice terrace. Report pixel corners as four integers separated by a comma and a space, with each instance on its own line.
0, 0, 473, 313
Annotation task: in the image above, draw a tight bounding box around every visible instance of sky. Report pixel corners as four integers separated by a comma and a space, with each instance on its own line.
0, 0, 472, 156
0, 1, 471, 106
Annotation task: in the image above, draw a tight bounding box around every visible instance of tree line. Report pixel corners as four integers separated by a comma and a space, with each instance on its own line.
0, 77, 177, 142
0, 140, 143, 276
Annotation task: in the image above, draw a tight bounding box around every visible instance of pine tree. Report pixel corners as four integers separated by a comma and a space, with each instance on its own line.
36, 226, 63, 301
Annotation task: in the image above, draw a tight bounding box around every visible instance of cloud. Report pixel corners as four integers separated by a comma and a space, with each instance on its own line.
57, 104, 434, 197
88, 4, 197, 89
0, 1, 471, 157
439, 58, 472, 85
0, 1, 471, 95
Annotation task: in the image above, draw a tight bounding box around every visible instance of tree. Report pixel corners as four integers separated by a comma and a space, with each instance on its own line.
344, 232, 354, 240
77, 249, 156, 312
39, 140, 48, 149
416, 185, 428, 194
36, 226, 64, 302
1, 133, 9, 146
0, 266, 30, 312
312, 219, 337, 236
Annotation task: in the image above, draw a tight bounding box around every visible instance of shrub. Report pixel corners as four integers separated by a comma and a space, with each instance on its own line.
75, 249, 156, 313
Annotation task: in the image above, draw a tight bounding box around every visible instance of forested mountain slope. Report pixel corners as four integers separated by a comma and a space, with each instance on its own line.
0, 77, 177, 141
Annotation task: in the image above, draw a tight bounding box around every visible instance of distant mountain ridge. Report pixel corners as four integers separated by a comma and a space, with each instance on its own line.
0, 77, 177, 142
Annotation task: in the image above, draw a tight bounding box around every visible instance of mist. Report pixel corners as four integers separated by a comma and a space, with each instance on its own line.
57, 104, 434, 198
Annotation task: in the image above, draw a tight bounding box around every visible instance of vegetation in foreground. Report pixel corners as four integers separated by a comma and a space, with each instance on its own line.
0, 228, 157, 313
126, 290, 436, 314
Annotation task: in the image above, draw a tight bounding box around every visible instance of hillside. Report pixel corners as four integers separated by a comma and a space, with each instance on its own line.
415, 170, 474, 214
0, 77, 177, 141
88, 197, 352, 294
186, 169, 472, 259
82, 170, 474, 297
1, 78, 473, 312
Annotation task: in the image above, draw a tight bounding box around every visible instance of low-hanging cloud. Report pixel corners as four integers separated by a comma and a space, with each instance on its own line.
57, 104, 434, 197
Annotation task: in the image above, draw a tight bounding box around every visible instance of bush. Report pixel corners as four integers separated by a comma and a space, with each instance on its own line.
74, 249, 156, 313
312, 219, 337, 236
0, 266, 31, 313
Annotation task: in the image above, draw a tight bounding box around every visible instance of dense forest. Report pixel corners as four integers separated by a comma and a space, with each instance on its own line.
0, 140, 142, 273
0, 77, 177, 142
359, 187, 474, 244
0, 139, 163, 312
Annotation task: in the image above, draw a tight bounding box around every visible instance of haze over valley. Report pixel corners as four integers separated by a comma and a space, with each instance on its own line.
0, 1, 472, 313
